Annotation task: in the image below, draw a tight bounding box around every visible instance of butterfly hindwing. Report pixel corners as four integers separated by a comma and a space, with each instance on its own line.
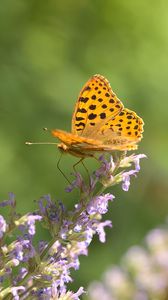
99, 108, 144, 142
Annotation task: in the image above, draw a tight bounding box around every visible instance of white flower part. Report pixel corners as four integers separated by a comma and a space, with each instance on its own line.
0, 215, 7, 238
120, 154, 146, 170
146, 228, 168, 268
11, 259, 20, 267
73, 224, 82, 232
123, 246, 150, 274
103, 266, 134, 298
136, 269, 168, 294
120, 154, 135, 168
96, 220, 112, 243
72, 287, 85, 299
27, 214, 42, 235
11, 286, 25, 300
109, 156, 116, 172
88, 281, 112, 300
146, 229, 168, 252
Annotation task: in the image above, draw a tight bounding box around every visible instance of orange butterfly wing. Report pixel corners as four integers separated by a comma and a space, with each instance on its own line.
71, 74, 124, 136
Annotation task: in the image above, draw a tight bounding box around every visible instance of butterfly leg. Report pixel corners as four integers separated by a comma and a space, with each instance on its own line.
57, 154, 72, 184
81, 160, 92, 186
73, 158, 92, 186
73, 158, 84, 173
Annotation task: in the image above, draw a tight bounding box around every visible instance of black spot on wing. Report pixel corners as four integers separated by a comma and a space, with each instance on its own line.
89, 104, 96, 110
77, 108, 87, 113
76, 116, 85, 121
88, 113, 97, 120
75, 122, 85, 127
100, 112, 106, 119
80, 97, 89, 103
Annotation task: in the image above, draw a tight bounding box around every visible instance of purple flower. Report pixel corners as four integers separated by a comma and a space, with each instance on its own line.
78, 228, 94, 249
65, 173, 86, 193
95, 155, 115, 179
121, 170, 137, 191
12, 242, 25, 261
17, 214, 42, 237
26, 214, 42, 235
34, 285, 85, 299
95, 220, 112, 243
7, 238, 35, 264
59, 219, 74, 239
120, 154, 147, 171
0, 215, 7, 238
38, 240, 48, 253
73, 224, 82, 232
13, 268, 28, 285
133, 154, 147, 171
87, 193, 115, 215
72, 286, 85, 299
0, 192, 15, 207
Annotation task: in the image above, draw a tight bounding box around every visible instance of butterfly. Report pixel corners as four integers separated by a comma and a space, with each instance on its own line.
51, 74, 144, 158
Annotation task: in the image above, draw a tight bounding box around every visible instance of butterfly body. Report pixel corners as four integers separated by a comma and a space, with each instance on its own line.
51, 129, 102, 158
51, 75, 144, 158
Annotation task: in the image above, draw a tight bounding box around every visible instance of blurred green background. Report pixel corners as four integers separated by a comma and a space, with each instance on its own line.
1, 0, 168, 291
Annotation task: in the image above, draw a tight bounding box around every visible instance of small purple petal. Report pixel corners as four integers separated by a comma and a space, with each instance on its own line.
87, 193, 114, 215
96, 220, 112, 243
38, 240, 48, 253
73, 286, 85, 299
74, 224, 82, 232
65, 173, 85, 193
27, 215, 42, 236
0, 215, 7, 238
13, 267, 28, 284
133, 154, 147, 171
122, 170, 137, 192
0, 192, 16, 207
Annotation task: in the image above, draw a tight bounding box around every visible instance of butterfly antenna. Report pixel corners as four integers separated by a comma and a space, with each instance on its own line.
25, 127, 59, 145
25, 141, 58, 145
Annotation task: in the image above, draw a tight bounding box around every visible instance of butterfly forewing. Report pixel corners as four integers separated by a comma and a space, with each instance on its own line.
71, 74, 124, 136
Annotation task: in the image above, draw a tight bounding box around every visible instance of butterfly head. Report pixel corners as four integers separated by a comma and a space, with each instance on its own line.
57, 142, 69, 153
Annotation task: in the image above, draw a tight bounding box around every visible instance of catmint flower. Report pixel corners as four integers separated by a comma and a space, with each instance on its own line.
86, 193, 115, 215
0, 152, 146, 299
